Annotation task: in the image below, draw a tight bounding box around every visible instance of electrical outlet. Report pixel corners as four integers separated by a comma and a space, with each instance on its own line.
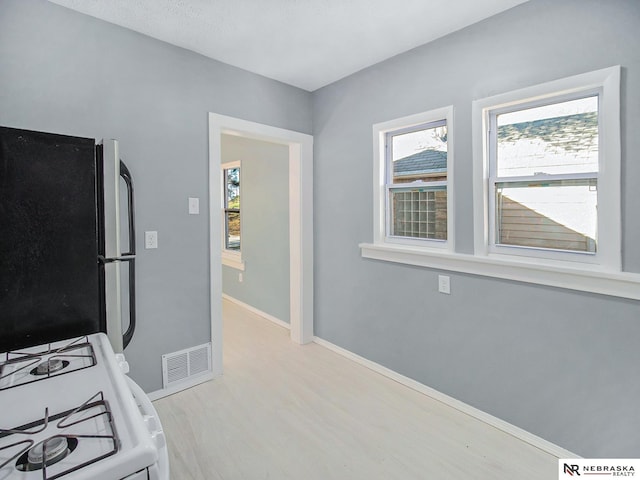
145, 231, 158, 249
438, 275, 450, 294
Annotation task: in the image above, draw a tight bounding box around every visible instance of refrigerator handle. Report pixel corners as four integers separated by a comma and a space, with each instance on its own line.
119, 160, 136, 257
120, 160, 136, 350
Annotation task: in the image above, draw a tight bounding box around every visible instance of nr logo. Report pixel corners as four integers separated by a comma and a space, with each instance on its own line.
564, 463, 581, 476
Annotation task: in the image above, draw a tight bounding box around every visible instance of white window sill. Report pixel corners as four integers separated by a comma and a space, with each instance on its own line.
222, 252, 245, 271
360, 242, 640, 301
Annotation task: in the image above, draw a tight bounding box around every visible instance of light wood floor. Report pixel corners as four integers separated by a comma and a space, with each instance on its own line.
154, 299, 558, 479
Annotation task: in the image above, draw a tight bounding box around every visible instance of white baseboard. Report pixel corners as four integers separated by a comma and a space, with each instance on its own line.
313, 336, 579, 459
223, 294, 290, 330
148, 372, 215, 402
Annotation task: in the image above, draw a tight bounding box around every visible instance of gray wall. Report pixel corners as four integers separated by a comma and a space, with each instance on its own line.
0, 0, 312, 392
3, 0, 640, 460
312, 0, 640, 457
221, 135, 290, 323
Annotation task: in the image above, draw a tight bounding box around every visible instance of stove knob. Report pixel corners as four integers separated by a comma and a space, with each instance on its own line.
152, 430, 166, 449
115, 353, 130, 374
143, 414, 158, 432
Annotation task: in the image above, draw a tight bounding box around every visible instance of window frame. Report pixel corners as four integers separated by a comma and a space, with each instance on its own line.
487, 90, 600, 262
361, 67, 640, 299
472, 66, 621, 271
372, 106, 455, 251
221, 160, 244, 271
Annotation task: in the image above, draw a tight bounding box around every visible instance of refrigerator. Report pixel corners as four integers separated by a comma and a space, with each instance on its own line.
0, 126, 136, 353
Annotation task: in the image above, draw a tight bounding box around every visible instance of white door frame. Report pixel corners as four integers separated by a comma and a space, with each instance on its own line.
208, 113, 314, 376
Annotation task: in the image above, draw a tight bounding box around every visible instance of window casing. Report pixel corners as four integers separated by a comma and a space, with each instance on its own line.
362, 67, 635, 299
373, 106, 454, 250
474, 66, 621, 270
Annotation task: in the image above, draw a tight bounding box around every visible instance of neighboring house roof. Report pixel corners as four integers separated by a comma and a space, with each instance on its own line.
393, 149, 447, 178
393, 112, 597, 179
497, 111, 597, 152
497, 112, 598, 175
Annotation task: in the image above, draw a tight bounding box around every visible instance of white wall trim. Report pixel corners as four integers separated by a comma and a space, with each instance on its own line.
147, 372, 214, 402
360, 242, 640, 300
312, 335, 579, 460
209, 113, 314, 378
221, 252, 245, 271
223, 294, 290, 330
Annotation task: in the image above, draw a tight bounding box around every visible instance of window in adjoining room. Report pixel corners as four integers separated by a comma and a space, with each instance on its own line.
221, 161, 244, 270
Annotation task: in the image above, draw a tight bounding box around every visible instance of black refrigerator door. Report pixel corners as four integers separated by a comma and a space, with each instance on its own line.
0, 126, 104, 352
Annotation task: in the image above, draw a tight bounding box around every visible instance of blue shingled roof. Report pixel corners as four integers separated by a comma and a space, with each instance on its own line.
394, 149, 447, 177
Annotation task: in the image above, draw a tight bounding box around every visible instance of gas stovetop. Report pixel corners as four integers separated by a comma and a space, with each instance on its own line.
0, 337, 97, 391
0, 391, 117, 479
0, 334, 159, 480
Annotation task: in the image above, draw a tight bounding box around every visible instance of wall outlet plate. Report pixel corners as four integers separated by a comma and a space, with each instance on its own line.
145, 231, 158, 249
438, 275, 451, 294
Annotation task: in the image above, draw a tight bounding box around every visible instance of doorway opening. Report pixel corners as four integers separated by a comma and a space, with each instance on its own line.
208, 113, 313, 376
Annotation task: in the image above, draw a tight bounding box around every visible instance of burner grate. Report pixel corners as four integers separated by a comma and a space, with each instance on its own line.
0, 391, 119, 480
0, 337, 97, 391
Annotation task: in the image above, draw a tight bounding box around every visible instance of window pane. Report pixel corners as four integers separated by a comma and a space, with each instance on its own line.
391, 123, 447, 184
495, 179, 597, 253
225, 167, 240, 206
225, 211, 240, 250
389, 187, 447, 240
224, 166, 240, 252
496, 96, 598, 177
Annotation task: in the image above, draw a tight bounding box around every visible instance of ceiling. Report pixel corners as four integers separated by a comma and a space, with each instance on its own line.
48, 0, 529, 92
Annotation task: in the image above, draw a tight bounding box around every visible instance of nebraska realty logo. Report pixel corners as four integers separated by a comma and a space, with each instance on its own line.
559, 459, 640, 477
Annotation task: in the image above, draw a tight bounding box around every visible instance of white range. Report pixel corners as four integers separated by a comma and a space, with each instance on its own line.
0, 334, 169, 480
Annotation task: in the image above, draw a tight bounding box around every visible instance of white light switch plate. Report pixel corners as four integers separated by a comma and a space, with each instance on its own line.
145, 231, 158, 249
188, 197, 199, 215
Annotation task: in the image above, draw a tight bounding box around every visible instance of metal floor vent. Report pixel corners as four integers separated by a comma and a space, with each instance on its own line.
162, 342, 212, 388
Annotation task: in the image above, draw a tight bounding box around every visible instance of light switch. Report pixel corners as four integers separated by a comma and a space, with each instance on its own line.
145, 231, 158, 249
188, 197, 199, 215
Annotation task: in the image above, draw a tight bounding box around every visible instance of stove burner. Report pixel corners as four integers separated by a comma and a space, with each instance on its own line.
0, 336, 97, 390
0, 391, 118, 479
15, 437, 78, 472
30, 359, 70, 376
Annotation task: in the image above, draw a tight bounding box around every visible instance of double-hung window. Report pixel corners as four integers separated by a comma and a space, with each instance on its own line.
222, 161, 244, 270
362, 67, 632, 298
373, 106, 454, 250
491, 94, 599, 255
474, 66, 621, 269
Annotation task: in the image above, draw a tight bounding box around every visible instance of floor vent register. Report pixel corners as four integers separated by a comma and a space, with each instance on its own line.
162, 342, 212, 388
